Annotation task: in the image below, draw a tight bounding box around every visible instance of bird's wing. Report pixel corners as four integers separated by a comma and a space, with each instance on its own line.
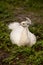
8, 22, 20, 30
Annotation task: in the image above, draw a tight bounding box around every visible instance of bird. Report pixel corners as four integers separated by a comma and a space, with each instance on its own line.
8, 17, 36, 46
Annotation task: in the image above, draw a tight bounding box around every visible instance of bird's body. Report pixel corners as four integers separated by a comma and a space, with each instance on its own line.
10, 26, 30, 46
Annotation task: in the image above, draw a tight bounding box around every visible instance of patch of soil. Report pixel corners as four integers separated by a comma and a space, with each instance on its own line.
0, 49, 9, 65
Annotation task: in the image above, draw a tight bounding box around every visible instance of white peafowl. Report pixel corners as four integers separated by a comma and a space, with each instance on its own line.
8, 17, 36, 46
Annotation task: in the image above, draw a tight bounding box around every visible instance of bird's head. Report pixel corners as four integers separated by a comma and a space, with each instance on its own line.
20, 17, 32, 27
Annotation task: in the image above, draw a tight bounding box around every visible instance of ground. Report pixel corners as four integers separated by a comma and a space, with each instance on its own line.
0, 0, 43, 65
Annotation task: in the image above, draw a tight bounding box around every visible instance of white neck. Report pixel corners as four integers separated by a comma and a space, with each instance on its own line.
24, 26, 29, 32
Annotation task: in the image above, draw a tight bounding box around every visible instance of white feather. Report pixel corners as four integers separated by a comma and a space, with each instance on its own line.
8, 22, 20, 30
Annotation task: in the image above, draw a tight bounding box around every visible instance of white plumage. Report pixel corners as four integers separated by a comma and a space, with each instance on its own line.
8, 17, 36, 46
8, 22, 20, 30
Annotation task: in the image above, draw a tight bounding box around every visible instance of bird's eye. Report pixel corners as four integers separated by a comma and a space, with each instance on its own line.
27, 23, 29, 25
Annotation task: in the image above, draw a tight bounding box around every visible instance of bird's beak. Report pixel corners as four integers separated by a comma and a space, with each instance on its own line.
27, 22, 31, 25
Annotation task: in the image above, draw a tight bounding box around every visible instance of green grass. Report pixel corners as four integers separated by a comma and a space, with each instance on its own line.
0, 0, 43, 65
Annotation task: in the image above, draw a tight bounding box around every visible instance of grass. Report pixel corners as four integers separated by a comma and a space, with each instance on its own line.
0, 0, 43, 65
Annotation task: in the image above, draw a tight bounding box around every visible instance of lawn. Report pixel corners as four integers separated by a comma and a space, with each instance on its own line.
0, 0, 43, 65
